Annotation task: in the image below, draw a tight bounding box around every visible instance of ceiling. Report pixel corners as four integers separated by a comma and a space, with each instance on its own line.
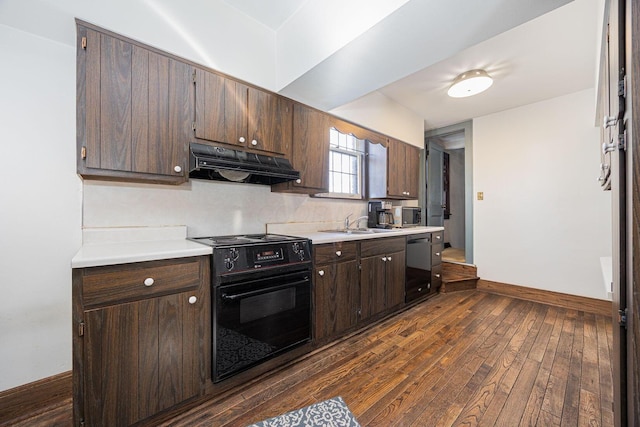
224, 0, 600, 131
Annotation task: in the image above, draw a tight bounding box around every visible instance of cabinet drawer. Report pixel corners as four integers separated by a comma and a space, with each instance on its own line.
432, 264, 442, 288
360, 237, 405, 258
81, 257, 202, 307
314, 241, 357, 264
431, 243, 443, 265
431, 231, 444, 244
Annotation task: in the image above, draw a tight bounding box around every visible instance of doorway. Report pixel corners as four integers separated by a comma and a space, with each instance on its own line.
424, 121, 473, 264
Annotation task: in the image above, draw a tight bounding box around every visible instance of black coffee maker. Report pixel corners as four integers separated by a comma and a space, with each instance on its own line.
367, 201, 394, 229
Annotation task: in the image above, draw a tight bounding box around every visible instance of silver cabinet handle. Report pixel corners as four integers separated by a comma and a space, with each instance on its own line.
335, 251, 342, 257
143, 277, 154, 287
188, 296, 197, 304
436, 235, 441, 240
296, 179, 302, 184
318, 270, 325, 276
382, 256, 387, 261
251, 139, 258, 146
239, 137, 246, 143
418, 287, 422, 292
173, 165, 182, 173
435, 274, 441, 278
388, 256, 392, 261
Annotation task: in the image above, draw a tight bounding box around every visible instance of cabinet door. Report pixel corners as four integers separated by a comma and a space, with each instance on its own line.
80, 28, 190, 183
314, 261, 359, 341
385, 250, 406, 309
247, 87, 292, 155
405, 144, 421, 199
359, 255, 387, 321
288, 103, 330, 192
387, 139, 405, 198
83, 288, 205, 426
194, 69, 245, 148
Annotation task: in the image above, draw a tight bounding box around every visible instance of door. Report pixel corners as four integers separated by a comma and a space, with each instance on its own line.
426, 141, 444, 226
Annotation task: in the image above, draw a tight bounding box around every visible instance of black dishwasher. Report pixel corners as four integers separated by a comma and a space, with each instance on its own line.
405, 233, 433, 302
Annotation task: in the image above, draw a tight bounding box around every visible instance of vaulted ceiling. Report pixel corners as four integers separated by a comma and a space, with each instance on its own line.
226, 0, 599, 130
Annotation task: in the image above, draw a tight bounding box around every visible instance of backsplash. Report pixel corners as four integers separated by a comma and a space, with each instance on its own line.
82, 179, 370, 238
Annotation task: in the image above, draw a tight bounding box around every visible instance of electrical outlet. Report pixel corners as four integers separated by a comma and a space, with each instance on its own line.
477, 192, 484, 200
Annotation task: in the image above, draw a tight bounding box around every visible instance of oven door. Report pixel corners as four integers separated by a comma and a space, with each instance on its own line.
214, 269, 311, 382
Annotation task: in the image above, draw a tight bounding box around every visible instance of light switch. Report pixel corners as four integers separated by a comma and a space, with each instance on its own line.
477, 192, 484, 200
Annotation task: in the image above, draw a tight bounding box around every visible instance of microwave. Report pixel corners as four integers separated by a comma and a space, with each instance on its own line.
393, 207, 422, 227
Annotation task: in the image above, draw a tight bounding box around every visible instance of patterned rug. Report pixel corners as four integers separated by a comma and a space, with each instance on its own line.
247, 396, 361, 427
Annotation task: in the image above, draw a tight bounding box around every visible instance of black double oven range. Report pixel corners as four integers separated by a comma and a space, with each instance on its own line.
189, 234, 312, 383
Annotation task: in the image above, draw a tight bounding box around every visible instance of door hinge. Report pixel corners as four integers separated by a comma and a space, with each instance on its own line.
618, 130, 627, 151
618, 308, 628, 329
618, 75, 626, 98
81, 36, 87, 49
78, 322, 85, 337
81, 146, 87, 159
192, 69, 196, 84
192, 122, 196, 132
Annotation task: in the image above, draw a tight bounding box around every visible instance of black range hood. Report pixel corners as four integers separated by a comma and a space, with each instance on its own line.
189, 142, 300, 185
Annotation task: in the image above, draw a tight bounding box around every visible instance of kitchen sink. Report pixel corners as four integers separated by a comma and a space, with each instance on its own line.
319, 228, 396, 235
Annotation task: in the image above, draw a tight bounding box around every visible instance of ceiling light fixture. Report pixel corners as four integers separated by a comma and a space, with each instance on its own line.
447, 69, 493, 98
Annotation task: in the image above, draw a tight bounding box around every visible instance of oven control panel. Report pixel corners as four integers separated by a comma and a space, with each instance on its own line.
213, 240, 311, 274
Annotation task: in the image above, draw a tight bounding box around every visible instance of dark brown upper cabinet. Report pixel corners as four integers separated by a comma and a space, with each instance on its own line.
272, 103, 331, 194
194, 68, 292, 156
388, 138, 420, 199
368, 137, 421, 200
77, 24, 192, 184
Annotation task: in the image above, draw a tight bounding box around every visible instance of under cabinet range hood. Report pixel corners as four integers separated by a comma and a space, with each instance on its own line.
189, 142, 300, 185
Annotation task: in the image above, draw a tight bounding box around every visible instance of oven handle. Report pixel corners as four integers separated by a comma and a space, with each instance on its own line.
220, 277, 310, 301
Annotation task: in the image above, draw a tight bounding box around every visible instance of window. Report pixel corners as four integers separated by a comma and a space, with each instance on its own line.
327, 128, 365, 198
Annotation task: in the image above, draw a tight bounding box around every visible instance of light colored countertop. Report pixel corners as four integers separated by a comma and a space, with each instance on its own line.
71, 225, 445, 269
71, 226, 212, 268
288, 226, 444, 245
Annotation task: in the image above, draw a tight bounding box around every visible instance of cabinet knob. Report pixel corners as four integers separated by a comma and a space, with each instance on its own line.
436, 252, 441, 256
143, 277, 154, 287
388, 256, 392, 261
251, 139, 258, 146
418, 287, 422, 292
436, 235, 441, 240
295, 179, 302, 184
318, 270, 325, 276
382, 256, 387, 261
435, 273, 441, 278
335, 250, 342, 257
173, 165, 182, 173
239, 137, 246, 143
188, 296, 197, 304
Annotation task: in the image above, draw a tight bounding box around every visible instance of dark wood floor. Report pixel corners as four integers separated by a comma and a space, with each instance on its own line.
13, 290, 614, 426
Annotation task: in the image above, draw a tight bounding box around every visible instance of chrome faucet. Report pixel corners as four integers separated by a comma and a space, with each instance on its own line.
344, 213, 353, 230
346, 215, 369, 230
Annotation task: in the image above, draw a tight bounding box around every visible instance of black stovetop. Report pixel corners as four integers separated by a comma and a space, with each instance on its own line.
189, 233, 304, 247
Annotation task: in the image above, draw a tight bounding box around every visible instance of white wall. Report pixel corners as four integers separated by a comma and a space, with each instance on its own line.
329, 91, 425, 147
0, 25, 82, 391
473, 88, 611, 300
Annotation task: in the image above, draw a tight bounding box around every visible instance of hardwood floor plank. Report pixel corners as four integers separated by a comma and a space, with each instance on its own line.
560, 310, 584, 427
595, 313, 614, 426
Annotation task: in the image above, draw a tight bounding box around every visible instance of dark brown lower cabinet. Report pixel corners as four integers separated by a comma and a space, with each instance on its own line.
360, 238, 406, 322
73, 256, 209, 427
314, 261, 359, 341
